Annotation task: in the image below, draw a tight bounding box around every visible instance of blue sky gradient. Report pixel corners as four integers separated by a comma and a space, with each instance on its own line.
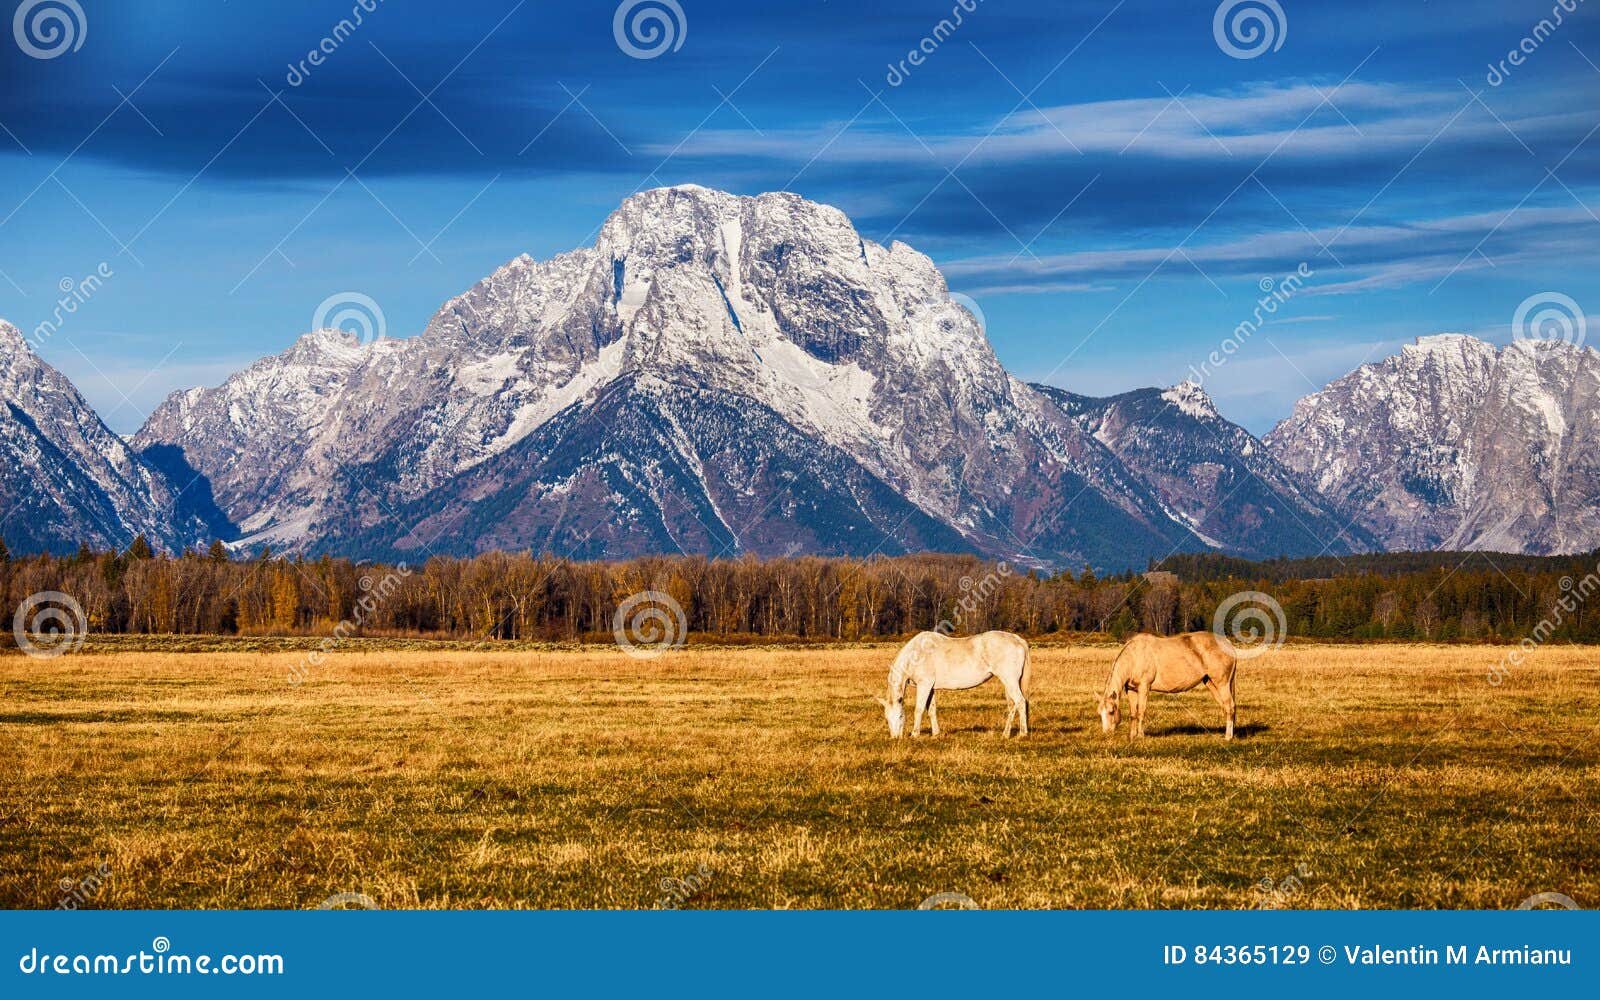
1, 0, 1596, 432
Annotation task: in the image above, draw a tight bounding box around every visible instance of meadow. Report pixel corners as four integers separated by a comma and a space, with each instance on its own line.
1, 642, 1596, 909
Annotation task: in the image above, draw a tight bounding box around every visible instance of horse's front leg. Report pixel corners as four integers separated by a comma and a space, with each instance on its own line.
927, 690, 940, 737
1132, 681, 1151, 739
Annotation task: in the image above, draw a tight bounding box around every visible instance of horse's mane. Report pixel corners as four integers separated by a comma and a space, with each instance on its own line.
1102, 643, 1131, 696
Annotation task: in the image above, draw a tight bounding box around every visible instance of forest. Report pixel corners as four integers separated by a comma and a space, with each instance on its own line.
4, 538, 1598, 645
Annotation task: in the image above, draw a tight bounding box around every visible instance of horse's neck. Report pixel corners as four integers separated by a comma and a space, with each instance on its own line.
887, 666, 909, 696
1102, 660, 1125, 697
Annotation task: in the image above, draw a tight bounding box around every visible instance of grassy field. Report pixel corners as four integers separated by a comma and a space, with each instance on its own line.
1, 642, 1597, 909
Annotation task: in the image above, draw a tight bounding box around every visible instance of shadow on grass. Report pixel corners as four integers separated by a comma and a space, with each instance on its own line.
919, 721, 1095, 736
1144, 722, 1270, 739
0, 710, 205, 725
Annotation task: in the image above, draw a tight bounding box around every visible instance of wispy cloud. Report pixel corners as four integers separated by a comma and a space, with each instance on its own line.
943, 203, 1600, 295
656, 79, 1594, 167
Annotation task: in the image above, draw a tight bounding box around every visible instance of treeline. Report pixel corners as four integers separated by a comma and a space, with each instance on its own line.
1157, 549, 1600, 583
4, 538, 1599, 644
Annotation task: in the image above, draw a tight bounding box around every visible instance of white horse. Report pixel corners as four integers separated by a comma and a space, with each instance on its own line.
875, 630, 1031, 738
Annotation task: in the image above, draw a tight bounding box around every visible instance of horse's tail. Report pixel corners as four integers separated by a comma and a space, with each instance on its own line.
1020, 641, 1033, 700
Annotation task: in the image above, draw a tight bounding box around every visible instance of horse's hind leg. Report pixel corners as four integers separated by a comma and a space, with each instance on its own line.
1001, 676, 1028, 738
928, 691, 941, 737
912, 681, 935, 737
1205, 676, 1236, 740
1222, 673, 1236, 740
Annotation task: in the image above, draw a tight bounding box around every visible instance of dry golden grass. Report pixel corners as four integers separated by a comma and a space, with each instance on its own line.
2, 642, 1597, 909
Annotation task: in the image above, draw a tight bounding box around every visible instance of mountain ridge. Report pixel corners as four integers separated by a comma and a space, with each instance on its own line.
0, 320, 229, 554
5, 186, 1595, 567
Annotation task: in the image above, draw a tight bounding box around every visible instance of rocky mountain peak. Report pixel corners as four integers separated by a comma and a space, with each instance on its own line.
284, 327, 378, 365
1265, 332, 1600, 554
1160, 379, 1219, 420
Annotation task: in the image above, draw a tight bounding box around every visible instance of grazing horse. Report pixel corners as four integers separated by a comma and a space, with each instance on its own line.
1098, 632, 1237, 740
875, 631, 1031, 738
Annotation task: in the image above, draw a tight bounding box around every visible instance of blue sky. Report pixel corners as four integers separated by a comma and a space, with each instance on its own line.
1, 0, 1596, 433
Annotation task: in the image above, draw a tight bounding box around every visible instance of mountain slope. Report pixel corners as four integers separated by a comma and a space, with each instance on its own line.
329, 374, 978, 561
1038, 380, 1372, 559
0, 321, 227, 554
1264, 334, 1600, 554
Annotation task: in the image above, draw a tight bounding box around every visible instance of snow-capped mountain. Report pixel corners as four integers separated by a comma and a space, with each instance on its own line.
133, 327, 395, 543
0, 320, 227, 554
1265, 334, 1600, 554
1039, 380, 1372, 559
64, 189, 1593, 569
137, 185, 1196, 569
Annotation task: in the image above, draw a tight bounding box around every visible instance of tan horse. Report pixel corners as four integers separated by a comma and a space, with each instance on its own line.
1097, 632, 1237, 740
875, 631, 1031, 738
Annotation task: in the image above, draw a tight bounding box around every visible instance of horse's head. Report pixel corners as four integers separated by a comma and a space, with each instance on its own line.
1097, 694, 1120, 734
875, 694, 905, 738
